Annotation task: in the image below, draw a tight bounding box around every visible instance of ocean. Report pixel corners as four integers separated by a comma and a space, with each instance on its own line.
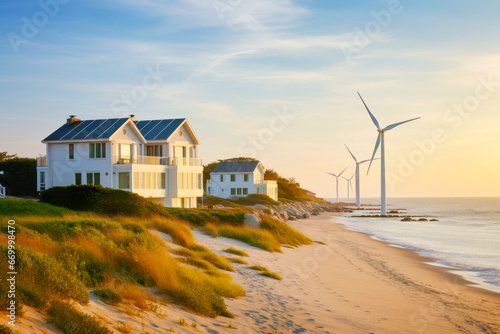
328, 197, 500, 294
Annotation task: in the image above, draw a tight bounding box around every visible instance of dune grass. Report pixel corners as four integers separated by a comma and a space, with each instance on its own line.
47, 300, 112, 334
259, 215, 313, 247
227, 257, 248, 265
223, 247, 249, 257
0, 199, 243, 318
207, 224, 282, 252
249, 265, 282, 280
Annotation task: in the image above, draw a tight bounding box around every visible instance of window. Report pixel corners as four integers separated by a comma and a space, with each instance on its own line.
118, 172, 130, 189
244, 174, 249, 182
231, 188, 236, 195
207, 187, 211, 196
147, 145, 162, 157
69, 144, 74, 160
220, 175, 223, 182
256, 188, 260, 194
230, 175, 236, 182
237, 188, 242, 195
75, 173, 82, 185
40, 172, 46, 191
243, 188, 248, 195
89, 143, 106, 159
87, 172, 100, 186
161, 173, 166, 189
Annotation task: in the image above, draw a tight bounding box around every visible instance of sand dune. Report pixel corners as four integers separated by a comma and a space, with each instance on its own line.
5, 213, 500, 333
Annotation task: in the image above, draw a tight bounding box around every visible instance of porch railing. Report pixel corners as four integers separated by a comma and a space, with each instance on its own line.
113, 155, 202, 166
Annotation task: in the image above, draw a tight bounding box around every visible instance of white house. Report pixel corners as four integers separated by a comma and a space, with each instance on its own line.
37, 115, 203, 208
206, 161, 278, 201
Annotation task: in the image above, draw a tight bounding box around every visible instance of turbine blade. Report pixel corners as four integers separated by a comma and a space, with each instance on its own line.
338, 167, 348, 177
349, 181, 354, 191
359, 158, 380, 164
382, 117, 421, 131
326, 172, 337, 177
357, 92, 381, 130
344, 144, 357, 163
350, 173, 355, 180
366, 133, 381, 175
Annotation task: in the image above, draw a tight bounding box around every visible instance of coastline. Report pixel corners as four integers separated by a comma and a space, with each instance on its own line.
4, 212, 500, 333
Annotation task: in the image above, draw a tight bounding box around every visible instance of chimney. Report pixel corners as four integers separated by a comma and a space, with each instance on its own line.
67, 115, 80, 125
129, 114, 138, 121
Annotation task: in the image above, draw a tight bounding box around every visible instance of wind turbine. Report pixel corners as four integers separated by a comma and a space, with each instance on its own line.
341, 173, 355, 204
326, 167, 347, 203
358, 92, 420, 216
345, 145, 378, 209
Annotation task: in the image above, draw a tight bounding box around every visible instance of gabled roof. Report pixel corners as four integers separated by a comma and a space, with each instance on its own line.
43, 117, 198, 144
212, 161, 261, 173
43, 118, 129, 141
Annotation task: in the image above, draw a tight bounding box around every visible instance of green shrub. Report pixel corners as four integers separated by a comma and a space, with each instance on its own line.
234, 194, 280, 206
40, 185, 167, 217
47, 300, 112, 334
223, 247, 249, 257
93, 288, 122, 305
0, 198, 73, 217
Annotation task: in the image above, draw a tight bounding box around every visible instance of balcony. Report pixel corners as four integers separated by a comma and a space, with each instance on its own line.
264, 180, 277, 185
37, 157, 48, 167
113, 155, 202, 166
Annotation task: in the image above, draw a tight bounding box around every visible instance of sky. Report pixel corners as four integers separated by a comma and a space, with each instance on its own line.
1, 0, 500, 198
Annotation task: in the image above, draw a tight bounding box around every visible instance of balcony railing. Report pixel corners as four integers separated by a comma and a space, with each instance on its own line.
37, 157, 48, 167
264, 180, 277, 185
113, 156, 202, 166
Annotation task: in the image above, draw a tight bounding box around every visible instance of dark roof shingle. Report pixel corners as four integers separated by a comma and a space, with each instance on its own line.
212, 161, 261, 173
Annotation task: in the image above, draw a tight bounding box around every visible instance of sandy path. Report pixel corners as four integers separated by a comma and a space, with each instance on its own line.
4, 213, 500, 333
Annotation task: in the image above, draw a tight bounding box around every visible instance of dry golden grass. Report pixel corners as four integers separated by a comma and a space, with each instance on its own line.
135, 248, 178, 290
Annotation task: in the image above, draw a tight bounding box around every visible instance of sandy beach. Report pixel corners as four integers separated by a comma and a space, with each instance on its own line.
7, 213, 500, 333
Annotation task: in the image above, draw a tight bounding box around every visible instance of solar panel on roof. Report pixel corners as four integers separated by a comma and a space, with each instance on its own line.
43, 123, 75, 141
145, 119, 173, 140
84, 118, 119, 139
72, 120, 105, 140
153, 118, 184, 140
134, 120, 151, 132
97, 118, 128, 139
138, 120, 161, 138
60, 120, 94, 140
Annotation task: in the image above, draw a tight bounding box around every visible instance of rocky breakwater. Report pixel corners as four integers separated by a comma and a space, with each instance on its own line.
251, 200, 349, 222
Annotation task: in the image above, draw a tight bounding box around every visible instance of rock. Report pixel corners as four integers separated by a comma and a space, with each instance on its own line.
244, 214, 260, 228
418, 218, 428, 221
388, 210, 399, 214
252, 204, 267, 210
302, 213, 310, 219
430, 219, 439, 221
401, 217, 413, 221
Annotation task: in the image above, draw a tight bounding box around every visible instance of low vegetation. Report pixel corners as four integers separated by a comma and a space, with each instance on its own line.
223, 247, 249, 257
0, 198, 244, 320
47, 300, 112, 334
249, 265, 282, 280
0, 184, 314, 325
227, 257, 248, 265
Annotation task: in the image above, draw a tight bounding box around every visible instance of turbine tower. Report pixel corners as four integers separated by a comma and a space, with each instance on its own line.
345, 145, 377, 209
358, 92, 420, 216
326, 167, 347, 203
341, 173, 355, 204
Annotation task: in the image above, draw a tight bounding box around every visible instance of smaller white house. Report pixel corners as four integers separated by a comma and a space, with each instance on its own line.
206, 161, 278, 201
